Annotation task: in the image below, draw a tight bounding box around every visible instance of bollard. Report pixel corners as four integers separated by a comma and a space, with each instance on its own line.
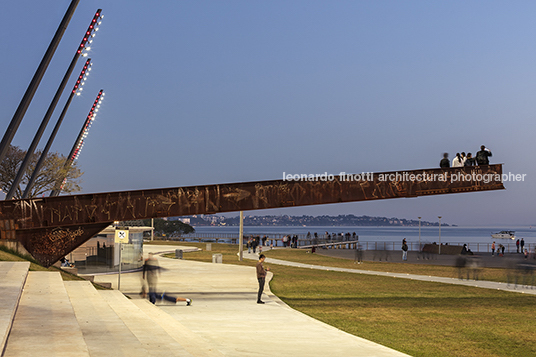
175, 249, 183, 259
212, 253, 223, 263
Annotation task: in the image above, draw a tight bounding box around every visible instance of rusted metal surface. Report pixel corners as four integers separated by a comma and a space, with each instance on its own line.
0, 164, 504, 266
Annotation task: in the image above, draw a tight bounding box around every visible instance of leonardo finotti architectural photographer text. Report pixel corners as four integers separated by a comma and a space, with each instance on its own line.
282, 171, 526, 183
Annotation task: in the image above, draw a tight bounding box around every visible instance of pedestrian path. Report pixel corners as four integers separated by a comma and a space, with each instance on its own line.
242, 251, 536, 295
94, 245, 410, 356
0, 262, 29, 353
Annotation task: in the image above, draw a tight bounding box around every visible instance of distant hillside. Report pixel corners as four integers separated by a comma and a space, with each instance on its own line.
172, 214, 451, 227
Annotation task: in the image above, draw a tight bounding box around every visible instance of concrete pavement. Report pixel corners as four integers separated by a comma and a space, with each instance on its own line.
94, 245, 410, 356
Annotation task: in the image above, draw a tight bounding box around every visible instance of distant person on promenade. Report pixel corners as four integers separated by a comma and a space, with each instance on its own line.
142, 253, 191, 306
452, 153, 464, 167
464, 153, 476, 166
491, 242, 496, 256
402, 239, 408, 261
520, 238, 525, 253
476, 145, 492, 165
252, 236, 258, 253
455, 255, 466, 279
256, 254, 270, 304
355, 242, 363, 264
440, 153, 450, 168
516, 239, 520, 253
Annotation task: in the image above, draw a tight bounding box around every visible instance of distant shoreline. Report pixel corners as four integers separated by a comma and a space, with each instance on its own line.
178, 214, 452, 227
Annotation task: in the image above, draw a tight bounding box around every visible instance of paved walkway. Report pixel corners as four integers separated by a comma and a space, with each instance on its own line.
94, 245, 410, 357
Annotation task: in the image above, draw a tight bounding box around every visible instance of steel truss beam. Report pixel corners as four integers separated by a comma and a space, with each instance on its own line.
0, 165, 504, 266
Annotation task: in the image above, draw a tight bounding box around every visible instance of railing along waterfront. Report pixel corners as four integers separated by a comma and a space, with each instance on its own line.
152, 234, 533, 254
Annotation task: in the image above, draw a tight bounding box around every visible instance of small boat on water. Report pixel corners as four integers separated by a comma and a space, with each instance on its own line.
491, 231, 516, 240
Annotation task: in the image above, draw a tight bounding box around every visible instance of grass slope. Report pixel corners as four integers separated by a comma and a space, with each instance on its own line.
156, 242, 536, 357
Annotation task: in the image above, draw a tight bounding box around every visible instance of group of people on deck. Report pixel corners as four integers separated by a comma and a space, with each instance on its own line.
440, 145, 492, 168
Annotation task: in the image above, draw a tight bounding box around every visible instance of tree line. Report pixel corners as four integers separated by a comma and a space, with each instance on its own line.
0, 145, 82, 199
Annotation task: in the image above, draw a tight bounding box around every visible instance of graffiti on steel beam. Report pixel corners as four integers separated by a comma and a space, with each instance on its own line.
31, 227, 84, 256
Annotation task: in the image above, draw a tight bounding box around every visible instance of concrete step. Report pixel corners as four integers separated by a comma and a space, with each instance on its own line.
3, 271, 90, 357
131, 298, 225, 357
64, 281, 150, 357
0, 262, 29, 354
98, 290, 194, 357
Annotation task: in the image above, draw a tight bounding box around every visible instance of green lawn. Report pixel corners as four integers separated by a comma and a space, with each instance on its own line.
156, 242, 536, 357
269, 264, 536, 357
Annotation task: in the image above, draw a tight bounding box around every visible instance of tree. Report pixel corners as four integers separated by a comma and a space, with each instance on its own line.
142, 218, 195, 237
0, 145, 83, 199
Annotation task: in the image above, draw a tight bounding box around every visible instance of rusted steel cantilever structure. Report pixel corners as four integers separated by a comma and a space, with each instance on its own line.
0, 164, 504, 266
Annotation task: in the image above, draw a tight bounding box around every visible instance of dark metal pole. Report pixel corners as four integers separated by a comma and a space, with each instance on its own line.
0, 0, 80, 166
6, 54, 86, 200
7, 9, 103, 199
22, 60, 92, 199
50, 89, 104, 197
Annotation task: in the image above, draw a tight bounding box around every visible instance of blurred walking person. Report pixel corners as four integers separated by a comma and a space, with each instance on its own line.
142, 253, 191, 305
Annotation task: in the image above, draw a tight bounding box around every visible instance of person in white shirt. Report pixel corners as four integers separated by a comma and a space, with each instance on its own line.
460, 152, 467, 165
452, 153, 464, 167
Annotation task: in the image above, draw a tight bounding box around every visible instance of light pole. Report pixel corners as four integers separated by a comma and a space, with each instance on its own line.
23, 59, 93, 199
438, 216, 442, 255
238, 211, 244, 261
5, 10, 102, 200
0, 0, 81, 167
50, 89, 105, 196
418, 216, 422, 254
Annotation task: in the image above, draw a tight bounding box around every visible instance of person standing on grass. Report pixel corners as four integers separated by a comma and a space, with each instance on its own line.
256, 254, 270, 304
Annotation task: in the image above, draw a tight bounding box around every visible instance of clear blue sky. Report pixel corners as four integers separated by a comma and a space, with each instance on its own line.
1, 0, 535, 226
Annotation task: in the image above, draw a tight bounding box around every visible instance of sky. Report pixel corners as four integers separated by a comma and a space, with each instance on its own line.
1, 0, 535, 227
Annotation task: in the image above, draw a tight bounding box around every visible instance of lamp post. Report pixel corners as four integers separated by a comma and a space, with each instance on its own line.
438, 216, 442, 255
418, 216, 422, 254
50, 90, 104, 196
238, 211, 244, 261
0, 0, 81, 167
5, 10, 103, 200
22, 59, 93, 199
